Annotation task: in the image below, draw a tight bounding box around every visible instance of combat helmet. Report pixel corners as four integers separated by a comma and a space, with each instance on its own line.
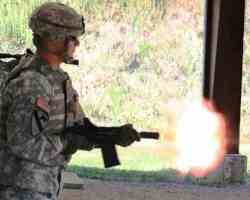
29, 2, 85, 40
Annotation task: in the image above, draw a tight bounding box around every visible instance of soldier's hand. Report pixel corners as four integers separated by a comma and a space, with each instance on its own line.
115, 124, 141, 147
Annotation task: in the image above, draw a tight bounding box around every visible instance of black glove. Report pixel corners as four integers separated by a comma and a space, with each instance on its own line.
115, 124, 141, 147
65, 133, 94, 151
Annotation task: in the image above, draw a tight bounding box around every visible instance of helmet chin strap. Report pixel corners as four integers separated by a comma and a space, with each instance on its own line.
63, 54, 79, 65
63, 38, 79, 65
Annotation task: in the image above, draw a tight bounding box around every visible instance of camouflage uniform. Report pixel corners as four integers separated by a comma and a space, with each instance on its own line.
0, 54, 87, 199
0, 2, 86, 200
0, 2, 140, 200
0, 185, 55, 200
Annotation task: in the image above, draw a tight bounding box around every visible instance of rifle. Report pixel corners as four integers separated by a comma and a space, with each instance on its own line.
66, 118, 160, 168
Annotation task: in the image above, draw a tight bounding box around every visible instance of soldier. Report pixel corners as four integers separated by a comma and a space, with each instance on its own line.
0, 2, 140, 200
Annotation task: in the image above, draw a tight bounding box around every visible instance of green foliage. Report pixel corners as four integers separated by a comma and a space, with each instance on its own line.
0, 0, 34, 45
0, 0, 164, 45
138, 41, 154, 60
106, 85, 126, 124
67, 166, 179, 182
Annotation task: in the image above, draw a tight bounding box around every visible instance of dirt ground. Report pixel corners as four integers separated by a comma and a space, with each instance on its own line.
62, 178, 250, 200
62, 142, 250, 200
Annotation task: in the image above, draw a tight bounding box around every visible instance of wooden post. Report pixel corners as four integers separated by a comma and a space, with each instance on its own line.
203, 0, 245, 153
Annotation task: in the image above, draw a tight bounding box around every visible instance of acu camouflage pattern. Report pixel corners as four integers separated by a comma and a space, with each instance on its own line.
0, 71, 8, 89
0, 55, 85, 196
0, 60, 13, 88
0, 54, 35, 142
29, 2, 85, 40
0, 186, 56, 200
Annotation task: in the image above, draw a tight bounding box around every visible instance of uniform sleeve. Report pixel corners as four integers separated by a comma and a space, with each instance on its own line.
4, 71, 66, 166
61, 76, 98, 159
61, 84, 88, 159
5, 71, 50, 139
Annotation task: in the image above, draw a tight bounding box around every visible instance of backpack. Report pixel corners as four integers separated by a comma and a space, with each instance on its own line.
0, 49, 34, 85
0, 49, 34, 143
0, 49, 78, 143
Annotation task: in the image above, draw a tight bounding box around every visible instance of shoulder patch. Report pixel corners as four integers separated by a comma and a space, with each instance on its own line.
35, 96, 49, 113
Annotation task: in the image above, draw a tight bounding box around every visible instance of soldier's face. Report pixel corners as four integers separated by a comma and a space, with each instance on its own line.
46, 39, 66, 57
65, 36, 80, 58
45, 36, 80, 62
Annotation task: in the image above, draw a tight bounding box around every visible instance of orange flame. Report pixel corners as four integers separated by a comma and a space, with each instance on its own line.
164, 99, 226, 177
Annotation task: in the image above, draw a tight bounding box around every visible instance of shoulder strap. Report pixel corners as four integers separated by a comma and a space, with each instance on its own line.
5, 54, 35, 85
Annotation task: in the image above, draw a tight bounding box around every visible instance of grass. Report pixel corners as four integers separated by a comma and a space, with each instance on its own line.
68, 144, 175, 170
66, 143, 250, 183
66, 142, 178, 182
67, 166, 180, 182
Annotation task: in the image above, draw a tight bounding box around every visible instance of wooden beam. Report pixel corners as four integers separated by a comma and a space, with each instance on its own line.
203, 0, 245, 153
203, 0, 213, 99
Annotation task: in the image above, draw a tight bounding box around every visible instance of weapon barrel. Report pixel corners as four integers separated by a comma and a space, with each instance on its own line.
140, 131, 159, 139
